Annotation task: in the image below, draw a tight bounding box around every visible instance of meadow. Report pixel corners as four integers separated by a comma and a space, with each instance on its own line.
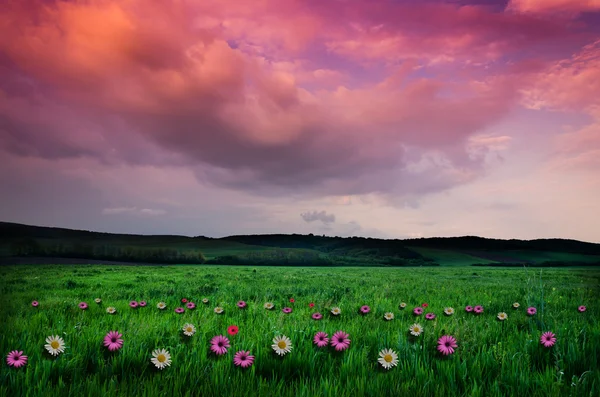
1, 265, 599, 397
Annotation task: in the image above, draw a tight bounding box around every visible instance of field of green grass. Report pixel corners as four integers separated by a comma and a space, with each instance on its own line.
1, 265, 599, 397
406, 247, 500, 266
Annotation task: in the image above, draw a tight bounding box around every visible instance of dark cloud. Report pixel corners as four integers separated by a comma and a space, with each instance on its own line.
301, 210, 336, 224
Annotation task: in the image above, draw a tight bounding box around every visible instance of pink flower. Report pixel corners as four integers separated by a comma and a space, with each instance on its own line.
175, 307, 185, 314
210, 335, 230, 356
186, 302, 196, 310
413, 307, 423, 315
578, 305, 586, 313
312, 312, 322, 320
473, 306, 483, 314
6, 351, 27, 368
360, 305, 370, 314
31, 301, 39, 307
282, 307, 292, 314
289, 298, 295, 303
422, 303, 428, 308
233, 350, 254, 368
313, 332, 329, 348
330, 331, 351, 351
309, 303, 315, 308
527, 307, 537, 316
425, 313, 436, 320
437, 335, 458, 355
237, 301, 247, 309
79, 302, 88, 310
129, 301, 138, 308
465, 306, 473, 312
103, 331, 124, 351
139, 301, 147, 307
540, 332, 556, 348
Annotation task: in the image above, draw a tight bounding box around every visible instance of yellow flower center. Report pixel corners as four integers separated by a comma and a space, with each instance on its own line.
51, 341, 60, 349
157, 354, 166, 363
413, 327, 419, 332
278, 341, 287, 349
384, 354, 393, 363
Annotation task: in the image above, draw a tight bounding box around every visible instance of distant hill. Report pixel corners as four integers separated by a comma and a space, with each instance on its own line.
1, 221, 600, 267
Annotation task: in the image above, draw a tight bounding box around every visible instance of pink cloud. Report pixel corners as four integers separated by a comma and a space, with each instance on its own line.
507, 0, 600, 14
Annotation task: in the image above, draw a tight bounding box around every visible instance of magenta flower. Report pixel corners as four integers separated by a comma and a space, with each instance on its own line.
139, 301, 147, 307
129, 301, 138, 308
540, 332, 556, 348
425, 313, 436, 320
360, 305, 370, 314
527, 307, 537, 316
465, 305, 473, 312
330, 331, 351, 351
175, 307, 185, 314
437, 335, 458, 355
6, 351, 27, 368
103, 331, 124, 351
282, 307, 292, 314
313, 332, 329, 348
233, 350, 254, 368
31, 301, 39, 307
473, 306, 483, 314
578, 305, 586, 313
413, 307, 423, 315
312, 312, 323, 320
186, 302, 196, 310
210, 335, 230, 356
237, 301, 247, 309
79, 302, 88, 310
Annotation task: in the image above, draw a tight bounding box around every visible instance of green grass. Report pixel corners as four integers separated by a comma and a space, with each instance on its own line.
1, 265, 599, 397
407, 247, 499, 266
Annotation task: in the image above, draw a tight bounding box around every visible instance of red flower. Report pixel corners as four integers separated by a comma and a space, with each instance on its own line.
181, 298, 188, 303
289, 298, 295, 303
227, 325, 239, 336
422, 303, 428, 307
309, 303, 315, 308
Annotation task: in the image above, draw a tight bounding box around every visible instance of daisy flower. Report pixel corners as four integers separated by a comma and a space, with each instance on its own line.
103, 331, 123, 351
425, 313, 436, 320
264, 302, 274, 310
331, 307, 341, 316
233, 351, 255, 368
360, 305, 370, 314
227, 325, 239, 336
139, 301, 147, 307
202, 298, 209, 304
150, 349, 171, 370
181, 298, 188, 303
79, 302, 88, 310
106, 306, 116, 314
182, 324, 196, 337
473, 305, 483, 314
289, 298, 295, 303
237, 301, 247, 309
540, 332, 556, 348
413, 307, 423, 315
309, 303, 315, 308
384, 312, 394, 321
282, 307, 293, 314
312, 312, 323, 320
513, 302, 520, 309
31, 301, 39, 307
313, 332, 329, 348
527, 307, 537, 316
175, 307, 184, 314
444, 307, 454, 316
186, 302, 196, 310
497, 312, 508, 321
214, 307, 224, 314
437, 335, 458, 356
157, 302, 166, 310
330, 331, 351, 351
6, 351, 27, 368
129, 301, 138, 308
44, 335, 66, 356
94, 298, 102, 304
422, 303, 429, 308
465, 305, 473, 312
578, 305, 586, 313
272, 335, 293, 356
378, 348, 398, 370
409, 323, 423, 337
210, 335, 230, 355
399, 302, 407, 309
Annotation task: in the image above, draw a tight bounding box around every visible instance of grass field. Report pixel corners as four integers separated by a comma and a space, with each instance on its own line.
1, 265, 599, 397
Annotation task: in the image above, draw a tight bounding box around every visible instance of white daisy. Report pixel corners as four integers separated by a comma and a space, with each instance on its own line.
399, 302, 407, 309
272, 335, 293, 356
513, 302, 520, 308
264, 302, 274, 310
157, 302, 166, 310
378, 348, 398, 370
331, 307, 341, 316
384, 312, 394, 321
202, 298, 209, 304
94, 298, 102, 304
182, 323, 196, 336
409, 323, 423, 337
444, 307, 455, 316
497, 312, 508, 321
214, 307, 224, 314
151, 349, 171, 370
106, 306, 116, 314
44, 335, 66, 356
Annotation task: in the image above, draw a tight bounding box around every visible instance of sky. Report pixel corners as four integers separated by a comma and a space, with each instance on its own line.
1, 0, 599, 242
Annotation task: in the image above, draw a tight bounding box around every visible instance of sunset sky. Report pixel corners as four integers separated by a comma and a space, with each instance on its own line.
1, 0, 599, 242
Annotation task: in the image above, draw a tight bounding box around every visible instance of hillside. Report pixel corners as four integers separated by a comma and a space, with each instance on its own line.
1, 221, 600, 266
